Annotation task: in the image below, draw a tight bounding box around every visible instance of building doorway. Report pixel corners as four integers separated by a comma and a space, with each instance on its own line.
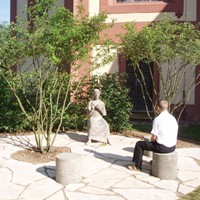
126, 60, 153, 112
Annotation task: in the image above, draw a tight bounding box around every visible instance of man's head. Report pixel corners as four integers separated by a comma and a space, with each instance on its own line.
157, 99, 169, 112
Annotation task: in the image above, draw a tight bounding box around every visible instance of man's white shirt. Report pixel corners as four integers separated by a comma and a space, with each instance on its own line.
151, 110, 178, 147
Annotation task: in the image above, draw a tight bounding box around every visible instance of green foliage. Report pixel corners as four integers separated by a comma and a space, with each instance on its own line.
120, 15, 200, 121
132, 124, 152, 133
0, 67, 30, 132
88, 73, 133, 132
63, 102, 88, 131
24, 0, 111, 66
180, 186, 200, 200
62, 77, 89, 131
61, 73, 132, 132
132, 123, 200, 143
0, 0, 114, 153
121, 15, 200, 65
178, 124, 200, 142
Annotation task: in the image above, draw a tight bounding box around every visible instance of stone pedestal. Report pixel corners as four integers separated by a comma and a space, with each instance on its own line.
143, 135, 153, 158
152, 151, 177, 180
56, 152, 82, 185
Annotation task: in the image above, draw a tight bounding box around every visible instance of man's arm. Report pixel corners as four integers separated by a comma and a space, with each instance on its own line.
151, 134, 157, 142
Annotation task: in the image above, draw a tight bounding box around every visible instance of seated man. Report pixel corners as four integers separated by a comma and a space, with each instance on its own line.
128, 99, 178, 171
86, 89, 111, 145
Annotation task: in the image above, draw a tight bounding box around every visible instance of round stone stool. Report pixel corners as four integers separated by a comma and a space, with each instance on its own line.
152, 151, 177, 180
56, 152, 82, 185
143, 135, 153, 158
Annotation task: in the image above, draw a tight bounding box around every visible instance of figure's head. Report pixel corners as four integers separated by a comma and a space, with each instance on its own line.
94, 89, 101, 99
157, 99, 169, 112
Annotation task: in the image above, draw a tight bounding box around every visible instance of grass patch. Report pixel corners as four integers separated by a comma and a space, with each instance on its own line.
180, 186, 200, 200
132, 123, 200, 143
178, 124, 200, 142
131, 124, 152, 133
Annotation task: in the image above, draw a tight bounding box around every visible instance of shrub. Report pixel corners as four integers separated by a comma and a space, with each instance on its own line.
0, 70, 132, 133
62, 77, 90, 131
88, 73, 133, 132
0, 69, 30, 132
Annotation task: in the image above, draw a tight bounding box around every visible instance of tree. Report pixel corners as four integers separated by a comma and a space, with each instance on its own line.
120, 15, 200, 121
0, 0, 115, 153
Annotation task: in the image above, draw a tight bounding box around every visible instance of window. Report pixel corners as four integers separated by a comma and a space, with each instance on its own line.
116, 0, 164, 2
101, 0, 183, 18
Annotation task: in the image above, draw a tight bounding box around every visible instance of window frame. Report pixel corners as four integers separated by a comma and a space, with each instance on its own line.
100, 0, 183, 18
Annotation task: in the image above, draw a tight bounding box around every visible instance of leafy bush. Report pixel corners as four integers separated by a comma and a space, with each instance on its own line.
61, 76, 90, 131
61, 73, 132, 132
63, 102, 88, 131
88, 73, 133, 132
0, 70, 132, 133
0, 68, 30, 132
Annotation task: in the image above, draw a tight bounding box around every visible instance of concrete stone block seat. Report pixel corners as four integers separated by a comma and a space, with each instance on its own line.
152, 151, 178, 180
56, 152, 82, 185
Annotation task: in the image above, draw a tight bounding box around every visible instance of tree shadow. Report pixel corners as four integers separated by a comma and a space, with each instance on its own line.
1, 135, 36, 150
35, 146, 152, 181
84, 148, 132, 162
84, 148, 151, 173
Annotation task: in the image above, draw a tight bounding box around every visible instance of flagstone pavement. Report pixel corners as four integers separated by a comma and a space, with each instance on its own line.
0, 132, 200, 200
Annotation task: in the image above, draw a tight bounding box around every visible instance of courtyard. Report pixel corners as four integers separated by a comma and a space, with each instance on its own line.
0, 132, 200, 200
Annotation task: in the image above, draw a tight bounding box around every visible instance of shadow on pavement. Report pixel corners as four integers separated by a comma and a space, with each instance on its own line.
123, 147, 135, 152
60, 132, 88, 143
36, 165, 56, 180
84, 148, 152, 173
1, 135, 36, 150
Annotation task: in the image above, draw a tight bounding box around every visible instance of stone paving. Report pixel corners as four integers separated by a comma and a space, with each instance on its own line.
0, 132, 200, 200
